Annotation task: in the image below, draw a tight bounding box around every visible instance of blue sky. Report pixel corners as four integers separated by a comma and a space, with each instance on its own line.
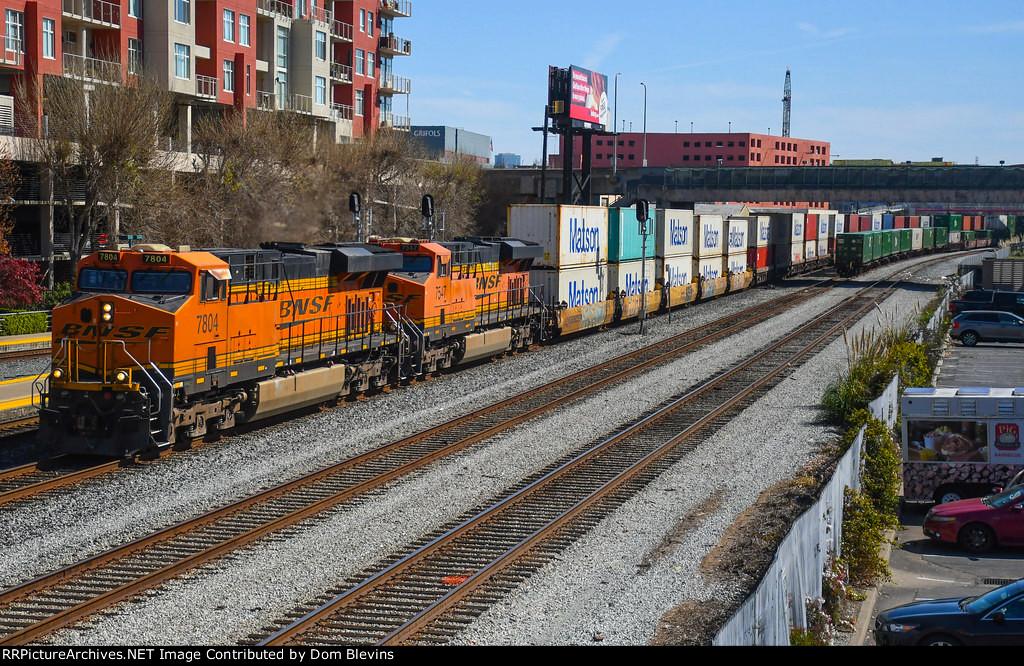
399, 1, 1024, 166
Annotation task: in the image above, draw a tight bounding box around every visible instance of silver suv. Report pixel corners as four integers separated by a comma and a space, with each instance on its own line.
951, 310, 1024, 346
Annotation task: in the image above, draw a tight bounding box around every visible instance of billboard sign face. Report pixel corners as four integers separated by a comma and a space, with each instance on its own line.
569, 66, 609, 130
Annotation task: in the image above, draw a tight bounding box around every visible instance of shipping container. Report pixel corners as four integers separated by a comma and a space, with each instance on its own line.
932, 214, 963, 231
949, 231, 962, 245
509, 204, 609, 268
726, 252, 747, 274
694, 215, 725, 258
817, 238, 829, 259
909, 216, 921, 228
922, 227, 935, 249
920, 215, 932, 228
693, 256, 726, 281
746, 246, 769, 271
607, 207, 648, 262
805, 214, 819, 240
655, 208, 694, 258
835, 214, 846, 235
935, 227, 948, 247
530, 264, 607, 308
878, 230, 894, 258
819, 214, 831, 239
894, 216, 907, 229
805, 239, 817, 261
882, 213, 895, 230
656, 254, 693, 288
835, 232, 874, 275
872, 213, 883, 231
726, 218, 748, 256
911, 228, 923, 251
607, 258, 656, 298
899, 228, 913, 253
746, 215, 771, 248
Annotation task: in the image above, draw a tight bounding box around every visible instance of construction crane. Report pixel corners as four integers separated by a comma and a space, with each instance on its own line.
782, 67, 791, 138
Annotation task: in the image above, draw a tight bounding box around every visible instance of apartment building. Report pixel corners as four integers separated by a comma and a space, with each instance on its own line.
0, 0, 412, 143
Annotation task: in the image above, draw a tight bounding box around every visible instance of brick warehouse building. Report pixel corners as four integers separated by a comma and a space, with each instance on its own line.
0, 0, 411, 273
555, 131, 832, 208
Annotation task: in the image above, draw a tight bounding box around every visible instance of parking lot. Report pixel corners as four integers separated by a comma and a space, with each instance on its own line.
856, 341, 1024, 645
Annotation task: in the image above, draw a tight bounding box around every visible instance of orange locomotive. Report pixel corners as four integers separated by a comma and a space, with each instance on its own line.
40, 238, 544, 458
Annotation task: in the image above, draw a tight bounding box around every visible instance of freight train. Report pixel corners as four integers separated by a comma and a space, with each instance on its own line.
37, 205, 992, 458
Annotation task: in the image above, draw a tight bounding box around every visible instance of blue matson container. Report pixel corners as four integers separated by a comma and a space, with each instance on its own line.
608, 206, 649, 262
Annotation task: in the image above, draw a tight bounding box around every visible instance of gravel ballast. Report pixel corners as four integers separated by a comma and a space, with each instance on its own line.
2, 255, 962, 645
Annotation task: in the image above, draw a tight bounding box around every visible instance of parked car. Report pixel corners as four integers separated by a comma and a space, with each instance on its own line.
949, 289, 1024, 318
922, 485, 1024, 553
873, 578, 1024, 645
950, 311, 1024, 346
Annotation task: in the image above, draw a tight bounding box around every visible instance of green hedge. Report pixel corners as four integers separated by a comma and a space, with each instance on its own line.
0, 312, 48, 336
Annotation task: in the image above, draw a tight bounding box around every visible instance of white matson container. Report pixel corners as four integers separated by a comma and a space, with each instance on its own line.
509, 204, 609, 268
694, 215, 724, 258
656, 255, 693, 288
746, 215, 770, 248
693, 256, 726, 281
725, 218, 748, 256
726, 252, 747, 274
530, 265, 607, 308
805, 240, 817, 260
655, 208, 694, 258
608, 258, 656, 297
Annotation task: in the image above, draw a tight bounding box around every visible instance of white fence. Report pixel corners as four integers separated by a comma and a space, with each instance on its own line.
712, 374, 900, 645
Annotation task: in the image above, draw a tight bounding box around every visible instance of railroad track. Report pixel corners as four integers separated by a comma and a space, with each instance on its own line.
255, 274, 909, 647
0, 349, 49, 363
0, 281, 839, 645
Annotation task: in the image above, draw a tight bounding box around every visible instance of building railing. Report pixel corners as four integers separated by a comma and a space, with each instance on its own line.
1, 39, 22, 67
379, 0, 413, 18
62, 0, 121, 26
256, 0, 293, 19
196, 75, 218, 99
62, 52, 121, 83
309, 5, 332, 24
380, 111, 410, 131
330, 103, 353, 122
257, 90, 275, 110
330, 62, 352, 83
379, 73, 410, 94
291, 94, 312, 115
379, 34, 411, 56
331, 19, 354, 42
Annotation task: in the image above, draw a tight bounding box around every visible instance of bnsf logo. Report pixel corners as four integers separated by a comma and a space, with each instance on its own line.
280, 294, 336, 318
669, 219, 688, 246
702, 224, 720, 248
569, 218, 600, 255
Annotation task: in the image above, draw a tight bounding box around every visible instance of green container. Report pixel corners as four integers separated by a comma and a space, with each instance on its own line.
932, 214, 963, 231
898, 228, 913, 253
1008, 215, 1017, 237
607, 207, 647, 261
935, 227, 949, 247
922, 227, 936, 249
878, 230, 894, 258
963, 230, 975, 241
835, 232, 874, 268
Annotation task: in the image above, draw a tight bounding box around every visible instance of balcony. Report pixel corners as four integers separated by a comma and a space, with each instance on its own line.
290, 94, 312, 115
379, 34, 411, 56
62, 0, 121, 28
63, 52, 121, 83
256, 0, 293, 20
378, 73, 410, 95
379, 0, 413, 18
330, 103, 353, 122
257, 90, 275, 111
196, 75, 219, 100
380, 111, 410, 131
330, 62, 352, 84
308, 5, 332, 25
1, 40, 23, 68
331, 19, 353, 42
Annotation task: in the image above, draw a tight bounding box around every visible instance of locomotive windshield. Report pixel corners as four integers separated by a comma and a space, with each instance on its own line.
131, 270, 193, 294
402, 255, 434, 272
78, 268, 128, 292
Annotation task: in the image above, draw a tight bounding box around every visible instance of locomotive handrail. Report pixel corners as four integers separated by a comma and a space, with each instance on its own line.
106, 340, 166, 425
32, 337, 69, 408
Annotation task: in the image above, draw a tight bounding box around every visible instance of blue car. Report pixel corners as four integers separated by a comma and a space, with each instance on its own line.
873, 579, 1024, 645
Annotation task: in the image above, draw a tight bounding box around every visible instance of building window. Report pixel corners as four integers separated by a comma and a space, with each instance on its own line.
276, 27, 288, 70
239, 15, 250, 47
315, 31, 327, 60
628, 140, 635, 146
739, 155, 745, 160
628, 154, 634, 160
775, 141, 780, 149
716, 141, 723, 147
42, 18, 55, 59
739, 141, 745, 147
704, 155, 711, 161
359, 8, 366, 32
128, 38, 142, 74
315, 76, 326, 105
596, 154, 602, 160
128, 0, 141, 18
174, 43, 190, 79
617, 153, 623, 160
704, 141, 711, 147
683, 141, 689, 147
174, 0, 190, 24
727, 141, 734, 147
367, 52, 374, 77
367, 11, 374, 36
683, 155, 689, 161
246, 64, 251, 95
355, 49, 364, 76
223, 59, 234, 92
596, 140, 602, 146
354, 89, 364, 116
5, 10, 23, 53
223, 9, 235, 42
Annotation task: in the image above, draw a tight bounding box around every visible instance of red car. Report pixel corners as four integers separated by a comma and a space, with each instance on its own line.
923, 486, 1024, 553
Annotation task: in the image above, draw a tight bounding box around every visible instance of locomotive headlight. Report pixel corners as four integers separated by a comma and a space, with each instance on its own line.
114, 370, 129, 383
51, 368, 64, 380
101, 302, 113, 322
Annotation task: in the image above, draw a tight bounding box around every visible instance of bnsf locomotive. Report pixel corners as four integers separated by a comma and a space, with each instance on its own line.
39, 238, 543, 458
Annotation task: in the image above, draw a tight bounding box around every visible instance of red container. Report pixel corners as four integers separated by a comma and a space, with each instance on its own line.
895, 216, 907, 228
805, 214, 818, 240
910, 216, 920, 228
747, 246, 769, 270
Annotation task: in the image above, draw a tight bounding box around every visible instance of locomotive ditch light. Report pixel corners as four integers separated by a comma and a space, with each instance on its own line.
114, 370, 129, 383
51, 368, 64, 380
101, 302, 113, 322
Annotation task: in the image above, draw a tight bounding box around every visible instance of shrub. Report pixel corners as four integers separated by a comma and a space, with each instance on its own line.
42, 282, 73, 309
0, 311, 48, 336
840, 487, 891, 586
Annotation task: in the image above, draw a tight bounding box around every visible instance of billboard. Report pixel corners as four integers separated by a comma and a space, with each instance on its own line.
568, 66, 609, 130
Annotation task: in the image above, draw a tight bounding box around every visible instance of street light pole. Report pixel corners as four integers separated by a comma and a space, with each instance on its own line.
640, 81, 647, 167
613, 72, 621, 177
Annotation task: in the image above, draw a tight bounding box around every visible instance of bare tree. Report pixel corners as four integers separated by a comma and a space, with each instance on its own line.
14, 66, 176, 268
418, 155, 486, 239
